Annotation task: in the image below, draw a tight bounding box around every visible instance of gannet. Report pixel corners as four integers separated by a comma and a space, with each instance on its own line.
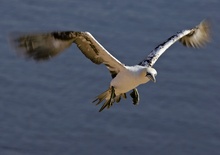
10, 20, 210, 112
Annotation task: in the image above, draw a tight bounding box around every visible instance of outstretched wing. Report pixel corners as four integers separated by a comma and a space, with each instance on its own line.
138, 19, 210, 67
10, 31, 125, 76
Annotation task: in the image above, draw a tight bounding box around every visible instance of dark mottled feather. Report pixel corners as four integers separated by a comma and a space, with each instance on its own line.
139, 19, 211, 67
9, 31, 125, 76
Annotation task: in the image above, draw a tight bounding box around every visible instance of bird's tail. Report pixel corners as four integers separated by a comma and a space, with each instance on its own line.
93, 87, 126, 112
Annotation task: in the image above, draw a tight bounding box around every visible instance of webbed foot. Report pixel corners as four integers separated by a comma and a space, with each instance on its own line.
130, 88, 139, 105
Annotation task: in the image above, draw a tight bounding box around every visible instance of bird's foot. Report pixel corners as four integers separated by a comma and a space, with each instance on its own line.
130, 88, 139, 105
99, 86, 115, 112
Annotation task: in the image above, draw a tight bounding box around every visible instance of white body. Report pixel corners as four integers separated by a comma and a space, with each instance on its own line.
111, 65, 150, 95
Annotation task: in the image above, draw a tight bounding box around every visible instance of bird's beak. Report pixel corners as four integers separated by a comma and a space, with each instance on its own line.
147, 74, 156, 83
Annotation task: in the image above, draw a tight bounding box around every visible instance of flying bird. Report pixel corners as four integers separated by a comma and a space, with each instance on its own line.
10, 20, 210, 112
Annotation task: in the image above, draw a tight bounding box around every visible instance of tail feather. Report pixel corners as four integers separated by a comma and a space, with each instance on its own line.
99, 99, 112, 112
92, 89, 111, 105
93, 87, 127, 112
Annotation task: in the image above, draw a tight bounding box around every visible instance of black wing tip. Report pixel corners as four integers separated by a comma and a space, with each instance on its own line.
202, 18, 211, 38
199, 18, 211, 33
200, 18, 211, 27
51, 31, 77, 40
8, 33, 50, 61
180, 19, 211, 48
8, 31, 75, 61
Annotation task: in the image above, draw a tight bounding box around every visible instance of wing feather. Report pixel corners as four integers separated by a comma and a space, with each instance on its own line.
9, 31, 125, 75
139, 19, 210, 67
10, 31, 75, 60
73, 32, 125, 74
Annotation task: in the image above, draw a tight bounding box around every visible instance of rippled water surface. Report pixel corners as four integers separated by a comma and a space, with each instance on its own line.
1, 0, 220, 155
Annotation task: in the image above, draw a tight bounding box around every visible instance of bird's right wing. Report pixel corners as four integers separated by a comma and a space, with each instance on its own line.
9, 31, 126, 77
138, 19, 210, 67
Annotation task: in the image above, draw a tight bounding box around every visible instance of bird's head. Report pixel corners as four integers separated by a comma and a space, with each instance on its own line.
146, 67, 157, 83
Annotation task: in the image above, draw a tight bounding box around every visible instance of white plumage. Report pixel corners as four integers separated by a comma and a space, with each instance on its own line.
9, 20, 210, 112
111, 65, 156, 95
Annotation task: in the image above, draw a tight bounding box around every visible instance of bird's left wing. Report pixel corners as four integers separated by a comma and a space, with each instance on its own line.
138, 19, 210, 67
9, 31, 125, 76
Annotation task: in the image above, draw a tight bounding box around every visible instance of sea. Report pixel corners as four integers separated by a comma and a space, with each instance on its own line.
0, 0, 220, 155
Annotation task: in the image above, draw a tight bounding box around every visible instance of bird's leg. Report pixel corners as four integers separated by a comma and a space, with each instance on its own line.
130, 88, 139, 105
99, 86, 115, 112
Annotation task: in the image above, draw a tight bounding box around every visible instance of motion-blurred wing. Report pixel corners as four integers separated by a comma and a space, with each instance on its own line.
138, 19, 210, 67
10, 31, 125, 76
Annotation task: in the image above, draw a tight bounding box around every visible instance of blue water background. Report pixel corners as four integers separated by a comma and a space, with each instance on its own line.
0, 0, 220, 155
